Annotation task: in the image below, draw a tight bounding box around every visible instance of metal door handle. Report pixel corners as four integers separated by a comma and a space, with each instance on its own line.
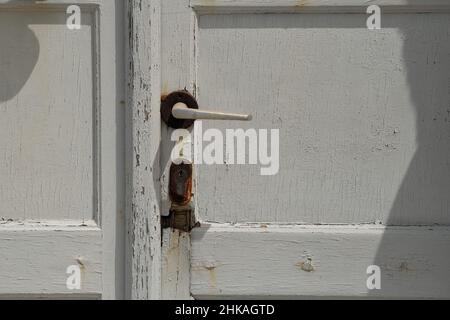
161, 91, 252, 129
172, 103, 252, 121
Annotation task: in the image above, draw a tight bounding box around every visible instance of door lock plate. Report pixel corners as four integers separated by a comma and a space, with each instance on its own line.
169, 163, 193, 206
162, 162, 199, 232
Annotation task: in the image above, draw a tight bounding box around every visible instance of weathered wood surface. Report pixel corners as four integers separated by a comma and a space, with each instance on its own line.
160, 0, 450, 300
192, 224, 450, 298
160, 0, 196, 300
0, 222, 102, 297
191, 0, 450, 13
126, 0, 162, 300
0, 1, 125, 299
0, 9, 94, 221
195, 11, 450, 226
162, 230, 192, 300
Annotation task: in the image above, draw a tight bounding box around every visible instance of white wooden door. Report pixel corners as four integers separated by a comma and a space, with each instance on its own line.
0, 0, 124, 299
160, 0, 450, 299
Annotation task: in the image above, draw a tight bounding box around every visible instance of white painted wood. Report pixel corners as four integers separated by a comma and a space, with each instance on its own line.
0, 222, 102, 296
162, 230, 192, 300
192, 224, 450, 298
196, 11, 450, 226
191, 0, 450, 13
0, 1, 125, 299
0, 8, 94, 221
160, 0, 197, 300
192, 0, 450, 5
98, 0, 126, 300
158, 0, 450, 300
125, 0, 162, 300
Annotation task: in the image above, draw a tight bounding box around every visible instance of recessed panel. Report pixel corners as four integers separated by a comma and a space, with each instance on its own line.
196, 13, 450, 225
0, 10, 96, 221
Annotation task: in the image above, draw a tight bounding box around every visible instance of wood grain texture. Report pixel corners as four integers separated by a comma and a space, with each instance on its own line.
191, 224, 450, 298
196, 12, 450, 225
125, 0, 162, 300
0, 223, 102, 296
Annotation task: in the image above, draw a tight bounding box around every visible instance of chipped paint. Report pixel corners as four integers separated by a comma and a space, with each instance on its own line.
296, 258, 315, 272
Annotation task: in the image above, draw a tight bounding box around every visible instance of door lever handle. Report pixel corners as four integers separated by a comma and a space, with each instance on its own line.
161, 90, 252, 129
172, 102, 252, 121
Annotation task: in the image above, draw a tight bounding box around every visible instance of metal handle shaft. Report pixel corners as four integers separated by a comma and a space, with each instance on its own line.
172, 103, 252, 121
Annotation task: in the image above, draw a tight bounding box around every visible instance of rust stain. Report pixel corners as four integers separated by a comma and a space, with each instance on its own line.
203, 261, 218, 289
209, 269, 217, 288
169, 163, 193, 206
204, 265, 216, 271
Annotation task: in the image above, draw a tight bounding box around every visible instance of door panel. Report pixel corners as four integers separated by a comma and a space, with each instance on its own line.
0, 9, 94, 221
192, 225, 450, 298
161, 0, 450, 299
0, 223, 102, 297
0, 1, 124, 299
196, 12, 450, 225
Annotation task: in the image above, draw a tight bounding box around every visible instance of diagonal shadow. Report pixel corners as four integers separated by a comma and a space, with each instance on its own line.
370, 5, 450, 298
0, 3, 39, 103
197, 7, 450, 298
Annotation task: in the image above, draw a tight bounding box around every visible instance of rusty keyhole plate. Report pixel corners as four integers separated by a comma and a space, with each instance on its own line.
169, 163, 193, 206
161, 91, 198, 129
163, 162, 198, 232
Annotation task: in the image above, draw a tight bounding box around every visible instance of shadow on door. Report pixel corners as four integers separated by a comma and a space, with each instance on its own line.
371, 5, 450, 297
0, 5, 39, 104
